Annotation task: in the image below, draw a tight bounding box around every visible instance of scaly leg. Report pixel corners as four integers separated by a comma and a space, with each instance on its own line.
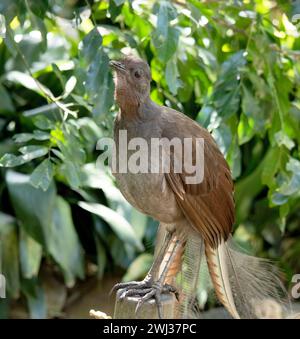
135, 238, 181, 318
111, 230, 180, 318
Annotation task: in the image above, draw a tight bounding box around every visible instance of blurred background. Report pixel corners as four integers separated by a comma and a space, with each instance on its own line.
0, 0, 300, 318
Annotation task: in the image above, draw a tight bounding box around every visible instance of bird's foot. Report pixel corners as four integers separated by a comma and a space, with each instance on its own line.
111, 279, 178, 318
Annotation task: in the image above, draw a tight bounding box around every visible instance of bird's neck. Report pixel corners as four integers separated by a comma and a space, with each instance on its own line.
118, 96, 153, 121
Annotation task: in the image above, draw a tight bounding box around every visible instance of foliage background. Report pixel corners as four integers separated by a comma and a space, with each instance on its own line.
0, 0, 300, 318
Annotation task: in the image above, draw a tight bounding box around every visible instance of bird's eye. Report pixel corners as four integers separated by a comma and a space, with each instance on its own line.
134, 70, 142, 79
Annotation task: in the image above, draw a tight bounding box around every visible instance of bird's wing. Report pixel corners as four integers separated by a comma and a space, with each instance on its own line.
161, 109, 235, 248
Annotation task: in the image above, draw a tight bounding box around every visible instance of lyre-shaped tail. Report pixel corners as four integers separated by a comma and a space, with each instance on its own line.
205, 236, 288, 319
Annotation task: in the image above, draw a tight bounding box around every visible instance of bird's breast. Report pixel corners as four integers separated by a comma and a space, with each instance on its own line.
112, 124, 182, 223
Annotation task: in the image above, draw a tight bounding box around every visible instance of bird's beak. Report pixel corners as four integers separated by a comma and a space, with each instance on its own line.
109, 60, 126, 73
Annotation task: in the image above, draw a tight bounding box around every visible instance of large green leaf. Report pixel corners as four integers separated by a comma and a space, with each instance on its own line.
5, 71, 53, 98
81, 29, 113, 119
122, 253, 153, 282
6, 171, 56, 246
165, 57, 180, 95
211, 51, 246, 118
19, 227, 42, 279
13, 131, 50, 143
30, 158, 54, 192
0, 146, 48, 168
78, 201, 144, 252
0, 213, 19, 298
82, 28, 103, 64
21, 278, 46, 319
241, 85, 265, 133
86, 49, 114, 120
261, 148, 281, 187
152, 1, 179, 63
47, 197, 85, 287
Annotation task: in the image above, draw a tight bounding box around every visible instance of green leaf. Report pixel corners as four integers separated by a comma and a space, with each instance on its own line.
92, 73, 114, 119
62, 76, 77, 99
24, 103, 59, 118
6, 170, 56, 246
94, 234, 107, 279
78, 201, 144, 252
271, 192, 289, 206
0, 214, 19, 298
0, 153, 27, 167
86, 49, 114, 119
212, 51, 246, 118
0, 84, 14, 114
212, 124, 232, 156
241, 86, 265, 133
59, 160, 82, 189
82, 28, 103, 64
130, 209, 148, 241
0, 146, 48, 167
261, 147, 281, 187
152, 1, 179, 63
165, 57, 180, 95
26, 0, 49, 18
109, 0, 123, 20
47, 197, 85, 287
122, 254, 153, 282
22, 278, 46, 319
19, 228, 42, 279
238, 113, 255, 145
33, 116, 55, 130
19, 145, 48, 156
6, 71, 53, 98
274, 131, 295, 150
30, 158, 54, 191
32, 130, 50, 141
227, 140, 241, 179
278, 158, 300, 197
13, 133, 35, 143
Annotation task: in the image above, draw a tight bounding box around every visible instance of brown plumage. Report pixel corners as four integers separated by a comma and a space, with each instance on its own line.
110, 55, 287, 319
162, 110, 235, 248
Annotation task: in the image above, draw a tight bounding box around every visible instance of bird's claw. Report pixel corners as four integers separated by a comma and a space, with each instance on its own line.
109, 280, 145, 296
111, 280, 178, 319
134, 283, 177, 318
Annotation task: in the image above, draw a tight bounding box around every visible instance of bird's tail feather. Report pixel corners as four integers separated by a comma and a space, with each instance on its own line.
175, 231, 204, 318
205, 236, 288, 319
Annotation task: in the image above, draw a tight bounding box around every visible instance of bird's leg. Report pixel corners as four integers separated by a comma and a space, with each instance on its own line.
135, 238, 181, 318
111, 230, 173, 296
111, 230, 181, 318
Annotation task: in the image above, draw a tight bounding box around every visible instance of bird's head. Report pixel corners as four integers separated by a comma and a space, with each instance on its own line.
110, 55, 151, 110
